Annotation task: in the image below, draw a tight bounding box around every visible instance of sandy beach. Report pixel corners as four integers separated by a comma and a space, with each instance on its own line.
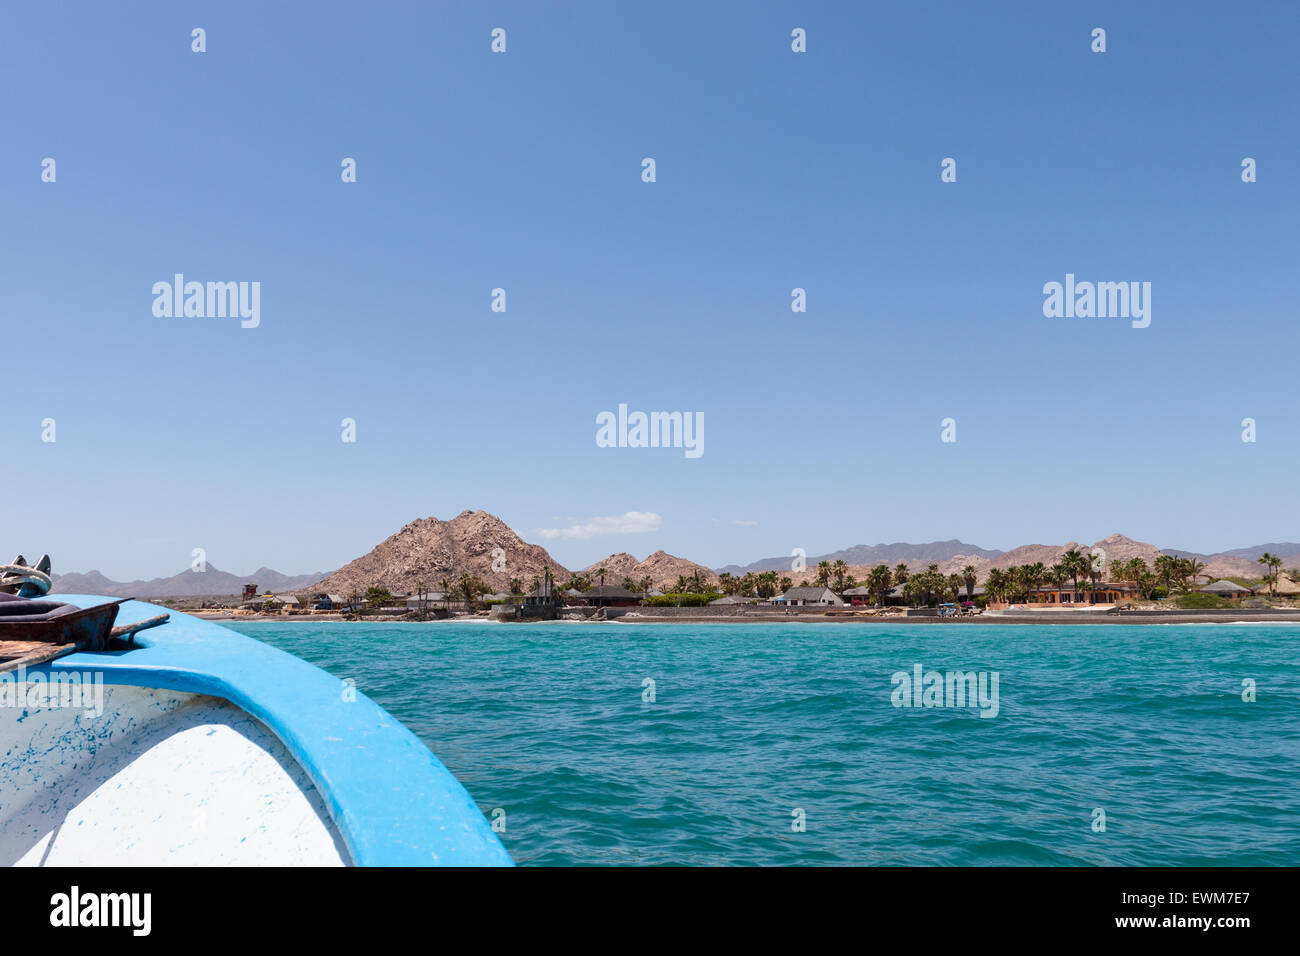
192, 607, 1300, 626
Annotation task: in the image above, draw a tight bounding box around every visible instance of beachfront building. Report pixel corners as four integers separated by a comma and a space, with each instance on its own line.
239, 594, 301, 612
1023, 584, 1137, 605
842, 586, 872, 605
1271, 577, 1300, 597
773, 587, 844, 607
580, 585, 644, 608
709, 595, 755, 606
313, 593, 346, 611
403, 591, 447, 610
522, 570, 561, 615
1201, 580, 1254, 599
982, 583, 1137, 609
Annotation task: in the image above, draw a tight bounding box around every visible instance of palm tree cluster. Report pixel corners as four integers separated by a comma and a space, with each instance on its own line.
983, 548, 1100, 603
1256, 552, 1285, 596
716, 570, 794, 599
671, 570, 712, 594
449, 574, 489, 604
898, 564, 948, 606
810, 559, 852, 590
1112, 554, 1207, 598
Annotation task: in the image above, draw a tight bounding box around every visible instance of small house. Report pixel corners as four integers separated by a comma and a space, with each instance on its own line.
773, 587, 844, 607
1201, 580, 1255, 599
580, 585, 644, 607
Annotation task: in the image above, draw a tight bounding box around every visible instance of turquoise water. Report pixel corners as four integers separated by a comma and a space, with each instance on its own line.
225, 620, 1300, 866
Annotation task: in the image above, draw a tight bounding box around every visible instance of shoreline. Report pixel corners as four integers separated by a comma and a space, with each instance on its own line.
194, 609, 1300, 626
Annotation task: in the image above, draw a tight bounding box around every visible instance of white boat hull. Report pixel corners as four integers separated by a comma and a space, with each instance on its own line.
2, 684, 347, 866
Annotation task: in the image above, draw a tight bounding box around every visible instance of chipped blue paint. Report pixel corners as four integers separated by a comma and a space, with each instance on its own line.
41, 597, 513, 867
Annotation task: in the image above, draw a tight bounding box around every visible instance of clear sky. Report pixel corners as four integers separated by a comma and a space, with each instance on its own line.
2, 1, 1296, 581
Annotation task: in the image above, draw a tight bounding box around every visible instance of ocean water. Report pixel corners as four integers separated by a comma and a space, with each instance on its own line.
224, 620, 1300, 866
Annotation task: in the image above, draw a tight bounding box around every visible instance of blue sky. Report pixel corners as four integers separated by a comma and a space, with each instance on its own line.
2, 1, 1296, 580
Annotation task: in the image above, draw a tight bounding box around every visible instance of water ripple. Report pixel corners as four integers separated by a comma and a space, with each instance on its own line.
227, 620, 1300, 866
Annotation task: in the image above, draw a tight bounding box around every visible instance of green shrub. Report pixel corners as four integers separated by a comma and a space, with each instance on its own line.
642, 592, 723, 607
1175, 592, 1232, 609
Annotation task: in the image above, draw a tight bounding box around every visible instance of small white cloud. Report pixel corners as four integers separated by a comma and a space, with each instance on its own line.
535, 511, 663, 540
731, 519, 758, 527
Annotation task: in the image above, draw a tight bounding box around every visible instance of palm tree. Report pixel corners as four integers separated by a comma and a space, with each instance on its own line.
1135, 558, 1153, 597
985, 567, 1006, 604
947, 573, 964, 603
596, 566, 608, 587
919, 567, 945, 607
1258, 552, 1282, 596
1048, 562, 1068, 592
867, 565, 893, 607
893, 563, 909, 586
1154, 554, 1179, 592
1184, 557, 1206, 592
961, 565, 978, 601
906, 575, 922, 607
832, 559, 848, 591
1060, 548, 1092, 595
1022, 562, 1045, 603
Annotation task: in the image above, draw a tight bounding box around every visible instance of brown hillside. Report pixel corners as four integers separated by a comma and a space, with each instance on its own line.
314, 510, 571, 595
585, 550, 720, 591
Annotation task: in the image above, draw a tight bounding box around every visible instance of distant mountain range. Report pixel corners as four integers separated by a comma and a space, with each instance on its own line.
51, 565, 326, 599
1165, 543, 1300, 564
717, 540, 1002, 575
717, 535, 1300, 584
48, 513, 1300, 598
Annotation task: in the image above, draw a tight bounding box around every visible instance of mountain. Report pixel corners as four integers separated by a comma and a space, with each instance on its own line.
51, 565, 325, 598
312, 510, 570, 595
1161, 543, 1300, 579
47, 520, 1300, 601
988, 534, 1163, 572
717, 540, 1003, 576
1216, 542, 1300, 560
584, 551, 720, 591
721, 534, 1176, 586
